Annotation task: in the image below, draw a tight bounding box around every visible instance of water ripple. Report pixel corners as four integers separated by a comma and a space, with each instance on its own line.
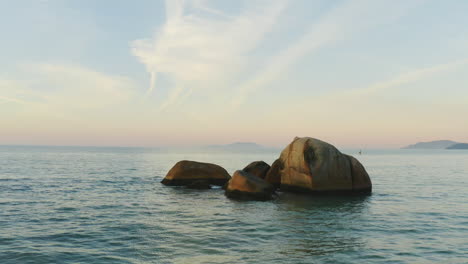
1, 147, 468, 263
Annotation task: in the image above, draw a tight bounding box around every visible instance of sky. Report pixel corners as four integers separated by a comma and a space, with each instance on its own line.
0, 0, 467, 148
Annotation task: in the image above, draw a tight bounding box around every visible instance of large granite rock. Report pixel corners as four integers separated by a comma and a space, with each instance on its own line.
276, 137, 372, 194
225, 170, 275, 201
242, 161, 270, 179
161, 160, 231, 186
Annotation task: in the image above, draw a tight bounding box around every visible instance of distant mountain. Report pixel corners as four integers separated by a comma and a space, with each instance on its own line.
447, 143, 468, 149
205, 142, 276, 152
402, 140, 459, 149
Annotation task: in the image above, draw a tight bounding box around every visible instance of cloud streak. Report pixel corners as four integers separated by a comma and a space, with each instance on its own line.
294, 58, 468, 116
32, 63, 136, 109
0, 79, 44, 106
352, 58, 468, 96
131, 0, 426, 111
230, 0, 426, 107
1, 63, 137, 116
0, 95, 28, 105
131, 0, 287, 110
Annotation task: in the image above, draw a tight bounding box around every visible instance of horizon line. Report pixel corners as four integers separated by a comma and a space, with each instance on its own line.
0, 143, 412, 150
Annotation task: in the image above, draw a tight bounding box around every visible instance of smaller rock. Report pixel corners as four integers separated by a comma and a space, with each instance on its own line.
225, 170, 275, 201
264, 159, 282, 188
243, 161, 271, 179
186, 180, 211, 189
161, 160, 231, 186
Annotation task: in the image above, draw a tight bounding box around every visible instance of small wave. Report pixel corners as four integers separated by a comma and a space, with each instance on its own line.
0, 178, 33, 182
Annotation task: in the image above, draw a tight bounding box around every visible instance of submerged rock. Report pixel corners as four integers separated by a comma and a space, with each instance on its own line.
242, 161, 270, 179
276, 137, 372, 194
225, 170, 275, 201
161, 160, 231, 186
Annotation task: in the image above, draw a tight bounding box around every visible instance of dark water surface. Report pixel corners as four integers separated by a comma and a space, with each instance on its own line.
0, 146, 467, 263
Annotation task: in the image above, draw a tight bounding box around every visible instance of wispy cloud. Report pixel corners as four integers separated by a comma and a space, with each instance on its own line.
0, 95, 28, 105
1, 63, 136, 115
279, 58, 468, 114
0, 79, 43, 106
131, 0, 287, 110
132, 0, 426, 110
0, 62, 143, 146
349, 58, 468, 96
30, 63, 136, 109
230, 0, 426, 107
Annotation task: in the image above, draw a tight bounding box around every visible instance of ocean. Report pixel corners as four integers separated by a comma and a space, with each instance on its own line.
0, 146, 467, 263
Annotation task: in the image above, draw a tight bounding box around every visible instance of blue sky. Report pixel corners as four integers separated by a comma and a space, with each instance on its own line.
1, 0, 467, 148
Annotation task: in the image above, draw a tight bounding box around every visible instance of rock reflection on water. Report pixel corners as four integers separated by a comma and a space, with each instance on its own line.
153, 185, 371, 263
172, 255, 242, 264
273, 193, 370, 259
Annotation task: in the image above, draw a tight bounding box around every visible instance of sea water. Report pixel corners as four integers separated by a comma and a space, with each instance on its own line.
0, 146, 467, 263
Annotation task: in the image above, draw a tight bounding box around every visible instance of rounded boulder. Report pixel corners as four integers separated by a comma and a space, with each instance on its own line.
242, 161, 271, 179
225, 170, 275, 201
278, 137, 372, 194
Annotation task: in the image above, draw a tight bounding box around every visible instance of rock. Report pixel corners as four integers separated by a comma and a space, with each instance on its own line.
345, 155, 372, 193
161, 160, 231, 186
242, 161, 270, 179
264, 159, 282, 188
186, 180, 211, 189
225, 170, 275, 201
277, 137, 372, 194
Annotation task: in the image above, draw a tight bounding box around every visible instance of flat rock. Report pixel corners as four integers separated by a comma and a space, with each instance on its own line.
161, 160, 231, 186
